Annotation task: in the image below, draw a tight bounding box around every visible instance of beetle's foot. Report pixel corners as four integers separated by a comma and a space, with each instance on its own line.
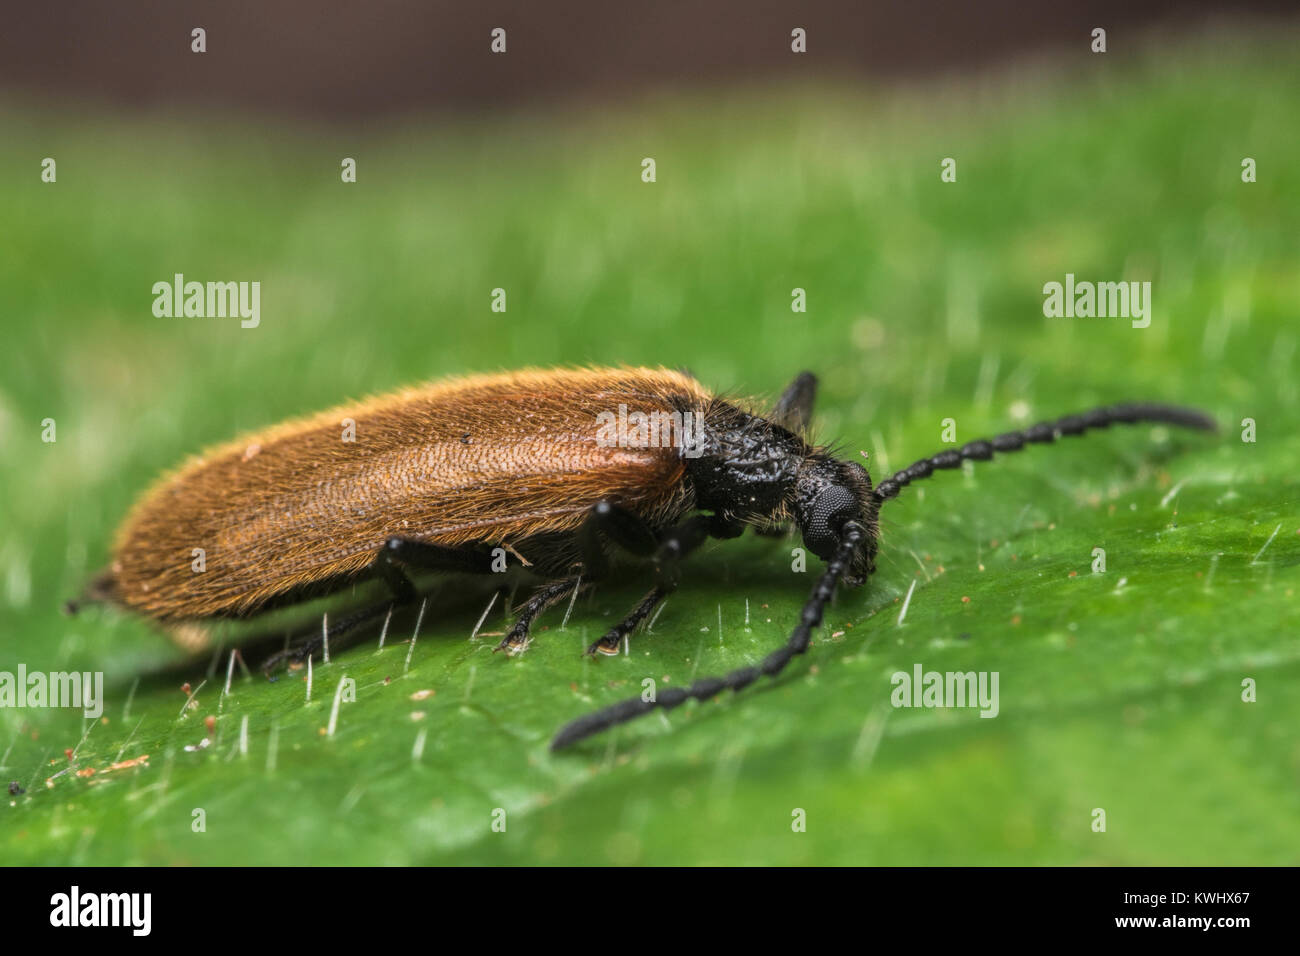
261, 640, 318, 676
585, 632, 621, 657
493, 626, 531, 656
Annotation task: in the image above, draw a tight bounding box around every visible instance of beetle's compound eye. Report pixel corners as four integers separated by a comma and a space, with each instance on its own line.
800, 482, 860, 561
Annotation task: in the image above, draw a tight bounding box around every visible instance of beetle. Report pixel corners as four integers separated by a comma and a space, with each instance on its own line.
73, 366, 1214, 749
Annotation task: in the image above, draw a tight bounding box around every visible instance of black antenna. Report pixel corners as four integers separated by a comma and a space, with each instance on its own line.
872, 402, 1216, 504
550, 520, 867, 751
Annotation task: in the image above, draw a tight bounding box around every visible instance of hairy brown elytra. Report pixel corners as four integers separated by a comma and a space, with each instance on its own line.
72, 366, 1215, 749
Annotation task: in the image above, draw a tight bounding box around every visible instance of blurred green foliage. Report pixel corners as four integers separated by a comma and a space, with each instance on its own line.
1, 31, 1297, 864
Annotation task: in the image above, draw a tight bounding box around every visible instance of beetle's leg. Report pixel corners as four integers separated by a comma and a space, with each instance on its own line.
495, 502, 658, 655
261, 538, 494, 673
769, 371, 818, 433
527, 504, 743, 657
261, 601, 395, 674
381, 537, 496, 576
586, 513, 743, 656
495, 576, 586, 654
586, 584, 671, 656
577, 500, 659, 578
551, 521, 868, 751
373, 550, 418, 603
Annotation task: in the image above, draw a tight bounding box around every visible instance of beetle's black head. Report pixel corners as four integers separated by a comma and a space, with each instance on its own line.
793, 455, 879, 586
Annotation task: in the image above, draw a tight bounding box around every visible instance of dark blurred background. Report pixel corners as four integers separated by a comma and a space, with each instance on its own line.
3, 0, 1294, 120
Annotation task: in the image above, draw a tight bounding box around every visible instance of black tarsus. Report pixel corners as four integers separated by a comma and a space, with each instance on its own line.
550, 520, 867, 750
587, 584, 671, 656
496, 576, 585, 653
871, 402, 1216, 504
